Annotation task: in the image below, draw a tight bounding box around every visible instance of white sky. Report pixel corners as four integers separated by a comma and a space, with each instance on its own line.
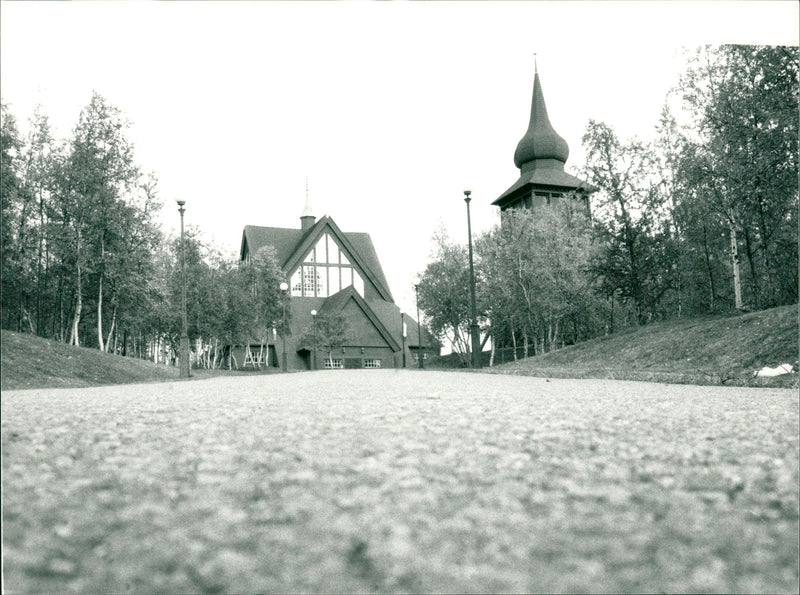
2, 1, 797, 316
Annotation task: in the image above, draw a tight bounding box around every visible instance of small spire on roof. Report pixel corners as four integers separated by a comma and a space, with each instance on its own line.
534, 52, 538, 74
302, 177, 313, 217
300, 176, 316, 231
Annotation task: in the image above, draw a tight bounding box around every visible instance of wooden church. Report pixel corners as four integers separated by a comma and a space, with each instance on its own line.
493, 62, 595, 212
235, 197, 433, 370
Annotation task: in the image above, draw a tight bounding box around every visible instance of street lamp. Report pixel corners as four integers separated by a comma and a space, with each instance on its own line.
310, 309, 317, 370
176, 200, 190, 378
463, 190, 481, 368
279, 282, 289, 372
413, 278, 423, 369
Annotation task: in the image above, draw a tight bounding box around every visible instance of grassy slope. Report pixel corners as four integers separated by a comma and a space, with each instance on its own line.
2, 305, 798, 390
0, 330, 185, 391
487, 304, 798, 387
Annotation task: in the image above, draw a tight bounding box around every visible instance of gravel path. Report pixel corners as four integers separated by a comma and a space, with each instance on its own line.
2, 370, 798, 593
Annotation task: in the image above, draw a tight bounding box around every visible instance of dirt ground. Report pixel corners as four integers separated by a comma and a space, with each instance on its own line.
2, 370, 798, 593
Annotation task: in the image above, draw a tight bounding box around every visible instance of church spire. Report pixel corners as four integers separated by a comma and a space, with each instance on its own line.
300, 177, 316, 231
513, 61, 570, 170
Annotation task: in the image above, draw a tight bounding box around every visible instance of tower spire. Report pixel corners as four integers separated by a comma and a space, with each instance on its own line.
513, 59, 570, 170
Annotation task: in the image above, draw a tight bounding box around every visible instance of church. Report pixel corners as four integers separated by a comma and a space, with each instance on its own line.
494, 62, 594, 212
235, 198, 433, 370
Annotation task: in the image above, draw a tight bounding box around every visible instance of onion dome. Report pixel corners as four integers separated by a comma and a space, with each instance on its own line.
513, 68, 570, 169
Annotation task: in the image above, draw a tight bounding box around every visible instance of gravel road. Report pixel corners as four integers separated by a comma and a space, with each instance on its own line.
2, 370, 798, 593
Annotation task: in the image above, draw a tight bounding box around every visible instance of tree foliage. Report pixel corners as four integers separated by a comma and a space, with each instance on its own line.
478, 198, 605, 357
1, 95, 289, 371
675, 45, 798, 310
416, 228, 476, 366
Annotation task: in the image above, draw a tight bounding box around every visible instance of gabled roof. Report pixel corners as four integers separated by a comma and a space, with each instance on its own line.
240, 216, 394, 303
318, 286, 401, 351
240, 226, 306, 265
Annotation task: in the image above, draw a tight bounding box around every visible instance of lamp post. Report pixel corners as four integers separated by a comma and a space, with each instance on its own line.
400, 312, 406, 368
279, 282, 289, 372
311, 309, 317, 370
177, 200, 190, 378
413, 279, 423, 369
463, 190, 481, 369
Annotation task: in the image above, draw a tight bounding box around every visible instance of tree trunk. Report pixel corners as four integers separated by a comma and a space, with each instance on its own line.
728, 222, 743, 310
756, 193, 776, 306
36, 190, 45, 336
701, 225, 717, 311
105, 305, 116, 353
97, 267, 105, 351
70, 230, 83, 347
511, 328, 518, 362
742, 227, 760, 309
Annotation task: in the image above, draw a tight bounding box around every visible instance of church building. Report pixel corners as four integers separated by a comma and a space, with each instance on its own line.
493, 62, 595, 212
236, 198, 433, 370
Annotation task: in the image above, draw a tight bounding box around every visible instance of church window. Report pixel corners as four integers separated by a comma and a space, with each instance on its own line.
316, 265, 327, 297
329, 264, 341, 294
341, 266, 352, 289
363, 359, 381, 369
315, 235, 327, 263
324, 358, 343, 369
353, 270, 364, 296
291, 269, 302, 297
328, 239, 340, 264
303, 266, 316, 295
290, 232, 364, 298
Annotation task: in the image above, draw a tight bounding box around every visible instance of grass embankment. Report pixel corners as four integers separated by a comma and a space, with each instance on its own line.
2, 305, 798, 391
487, 304, 798, 388
0, 330, 250, 391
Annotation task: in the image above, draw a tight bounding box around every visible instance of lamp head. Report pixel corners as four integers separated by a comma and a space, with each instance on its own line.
463, 190, 471, 203
176, 200, 185, 207
311, 310, 317, 316
279, 282, 289, 291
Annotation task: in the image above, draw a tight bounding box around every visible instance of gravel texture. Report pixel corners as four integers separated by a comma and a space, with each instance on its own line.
2, 370, 798, 593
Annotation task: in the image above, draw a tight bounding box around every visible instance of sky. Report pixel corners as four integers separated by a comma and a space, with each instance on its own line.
1, 1, 797, 317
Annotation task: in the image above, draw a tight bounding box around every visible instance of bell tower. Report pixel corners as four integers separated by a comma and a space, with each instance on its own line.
493, 59, 594, 212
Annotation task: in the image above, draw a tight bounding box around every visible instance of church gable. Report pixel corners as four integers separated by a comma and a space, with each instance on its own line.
284, 216, 393, 302
341, 299, 390, 347
320, 286, 400, 351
